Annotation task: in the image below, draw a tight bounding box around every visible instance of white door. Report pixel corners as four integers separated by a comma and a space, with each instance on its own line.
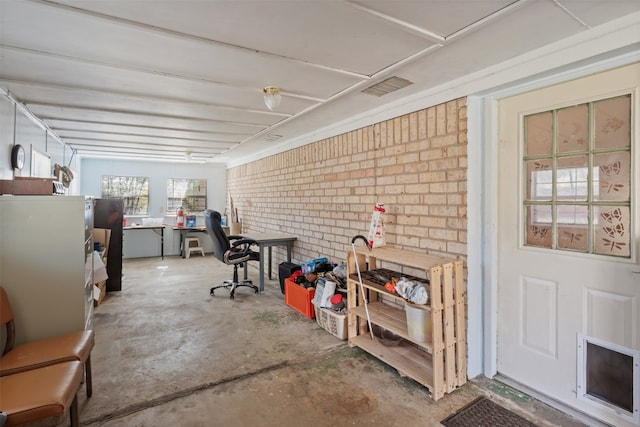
497, 63, 639, 427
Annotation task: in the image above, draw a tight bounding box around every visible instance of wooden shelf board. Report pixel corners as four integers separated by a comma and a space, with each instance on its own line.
350, 334, 434, 390
351, 246, 454, 271
348, 278, 404, 304
348, 278, 436, 311
351, 302, 433, 354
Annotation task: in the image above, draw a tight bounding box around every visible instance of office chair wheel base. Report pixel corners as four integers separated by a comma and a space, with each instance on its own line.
210, 289, 215, 296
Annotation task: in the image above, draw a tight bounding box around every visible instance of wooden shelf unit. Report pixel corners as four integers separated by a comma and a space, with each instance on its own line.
346, 246, 466, 401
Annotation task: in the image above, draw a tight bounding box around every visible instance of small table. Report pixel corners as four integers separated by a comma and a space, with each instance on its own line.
240, 232, 297, 292
123, 225, 165, 259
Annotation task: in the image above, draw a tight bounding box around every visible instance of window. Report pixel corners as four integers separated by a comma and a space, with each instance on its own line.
523, 95, 631, 257
101, 175, 149, 215
167, 178, 207, 215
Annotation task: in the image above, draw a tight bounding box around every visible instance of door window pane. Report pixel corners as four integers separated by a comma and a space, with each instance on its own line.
594, 152, 630, 202
557, 104, 588, 153
526, 159, 552, 201
558, 224, 588, 252
594, 95, 631, 150
557, 205, 588, 252
525, 205, 552, 248
522, 95, 631, 258
594, 206, 630, 257
525, 112, 553, 156
557, 156, 588, 202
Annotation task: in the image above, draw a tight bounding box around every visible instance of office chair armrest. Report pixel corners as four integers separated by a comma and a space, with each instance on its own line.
229, 238, 259, 254
224, 238, 259, 265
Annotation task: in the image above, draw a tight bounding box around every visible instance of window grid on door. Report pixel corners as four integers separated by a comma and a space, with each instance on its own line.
522, 94, 631, 258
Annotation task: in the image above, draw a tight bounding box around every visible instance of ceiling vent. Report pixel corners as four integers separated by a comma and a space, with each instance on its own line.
362, 76, 413, 97
263, 134, 283, 142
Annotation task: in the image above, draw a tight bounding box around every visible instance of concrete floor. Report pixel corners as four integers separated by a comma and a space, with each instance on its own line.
64, 255, 590, 426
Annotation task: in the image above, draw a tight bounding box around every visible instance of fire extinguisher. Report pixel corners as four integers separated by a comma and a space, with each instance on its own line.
176, 206, 185, 228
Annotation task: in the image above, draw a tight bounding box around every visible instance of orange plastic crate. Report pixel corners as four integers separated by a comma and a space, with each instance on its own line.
284, 278, 315, 319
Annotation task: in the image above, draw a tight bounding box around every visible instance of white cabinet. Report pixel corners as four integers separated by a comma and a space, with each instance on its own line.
0, 195, 93, 345
346, 246, 466, 401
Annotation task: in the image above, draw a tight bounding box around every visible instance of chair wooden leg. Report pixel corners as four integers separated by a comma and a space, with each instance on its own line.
85, 356, 93, 398
70, 394, 79, 427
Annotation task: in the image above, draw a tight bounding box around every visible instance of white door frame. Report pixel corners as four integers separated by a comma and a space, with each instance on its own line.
468, 52, 640, 380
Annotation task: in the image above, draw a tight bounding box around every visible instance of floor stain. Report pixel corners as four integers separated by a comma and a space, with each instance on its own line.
487, 381, 532, 404
252, 310, 288, 326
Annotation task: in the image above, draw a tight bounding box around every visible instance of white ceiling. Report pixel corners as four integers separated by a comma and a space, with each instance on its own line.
1, 0, 638, 165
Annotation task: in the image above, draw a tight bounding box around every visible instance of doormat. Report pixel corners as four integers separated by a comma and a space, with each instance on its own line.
441, 396, 538, 427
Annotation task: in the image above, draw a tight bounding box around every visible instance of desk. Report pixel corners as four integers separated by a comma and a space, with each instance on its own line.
240, 232, 297, 292
172, 226, 229, 257
123, 225, 165, 259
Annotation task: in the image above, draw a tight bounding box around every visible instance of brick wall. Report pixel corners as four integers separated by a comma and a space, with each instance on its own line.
227, 97, 467, 276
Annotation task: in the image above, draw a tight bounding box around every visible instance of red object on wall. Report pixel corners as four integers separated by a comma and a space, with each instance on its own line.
176, 207, 185, 227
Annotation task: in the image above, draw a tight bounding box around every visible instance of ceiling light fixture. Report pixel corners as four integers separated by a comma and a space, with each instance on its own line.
263, 86, 281, 111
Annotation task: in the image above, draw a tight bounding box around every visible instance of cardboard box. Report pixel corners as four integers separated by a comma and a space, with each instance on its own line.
92, 228, 110, 307
93, 228, 111, 259
284, 278, 315, 319
94, 280, 107, 306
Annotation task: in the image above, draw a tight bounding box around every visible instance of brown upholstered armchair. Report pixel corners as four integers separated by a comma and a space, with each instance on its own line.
0, 286, 94, 426
0, 286, 94, 396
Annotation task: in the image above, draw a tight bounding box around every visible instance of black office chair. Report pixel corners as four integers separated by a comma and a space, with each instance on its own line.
204, 209, 260, 299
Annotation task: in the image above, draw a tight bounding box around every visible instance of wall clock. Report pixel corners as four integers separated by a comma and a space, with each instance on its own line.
11, 144, 25, 170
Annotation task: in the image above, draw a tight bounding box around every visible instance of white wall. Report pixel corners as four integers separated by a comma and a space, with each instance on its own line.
80, 158, 227, 258
1, 93, 75, 184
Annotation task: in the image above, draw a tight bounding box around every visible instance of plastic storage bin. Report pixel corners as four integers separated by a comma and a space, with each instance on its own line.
284, 278, 315, 319
313, 303, 347, 340
142, 217, 163, 226
405, 303, 432, 343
